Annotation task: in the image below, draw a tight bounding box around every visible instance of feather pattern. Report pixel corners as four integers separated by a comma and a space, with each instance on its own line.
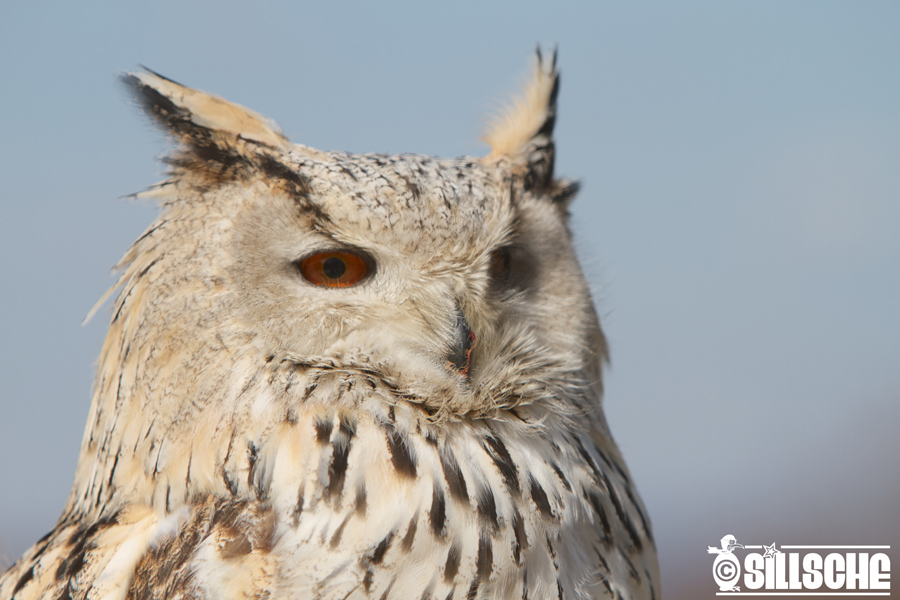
0, 50, 658, 600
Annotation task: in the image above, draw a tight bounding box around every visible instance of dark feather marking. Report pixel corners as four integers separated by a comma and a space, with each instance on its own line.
138, 418, 156, 447
529, 476, 553, 519
339, 414, 357, 437
325, 425, 353, 504
483, 435, 519, 496
314, 417, 333, 443
122, 71, 190, 132
149, 439, 163, 479
316, 561, 354, 596
255, 510, 278, 553
609, 488, 643, 552
302, 382, 318, 401
548, 460, 571, 492
646, 568, 657, 600
184, 449, 193, 490
440, 446, 469, 503
339, 164, 360, 181
257, 154, 311, 201
222, 465, 238, 496
401, 515, 418, 552
292, 488, 305, 527
220, 531, 252, 558
208, 499, 278, 562
545, 533, 557, 561
222, 429, 238, 495
508, 407, 529, 423
586, 490, 612, 546
444, 543, 461, 583
130, 219, 167, 247
217, 503, 277, 559
607, 453, 630, 484
22, 530, 53, 567
429, 483, 446, 537
621, 549, 641, 582
626, 486, 653, 538
363, 568, 375, 593
56, 512, 119, 581
476, 534, 493, 580
573, 436, 598, 472
247, 441, 268, 501
511, 505, 528, 564
210, 498, 246, 527
112, 257, 160, 323
400, 175, 421, 201
594, 546, 612, 583
378, 576, 397, 600
424, 428, 438, 446
55, 585, 73, 600
163, 137, 245, 186
11, 565, 34, 595
107, 449, 120, 488
476, 486, 499, 533
466, 578, 480, 600
355, 485, 367, 517
443, 588, 456, 600
329, 513, 352, 549
385, 423, 417, 478
544, 535, 564, 599
371, 531, 394, 564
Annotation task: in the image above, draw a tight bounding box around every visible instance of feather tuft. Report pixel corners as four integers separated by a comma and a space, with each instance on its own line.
483, 48, 559, 159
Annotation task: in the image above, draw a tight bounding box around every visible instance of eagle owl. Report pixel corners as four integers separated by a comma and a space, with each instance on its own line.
0, 52, 659, 599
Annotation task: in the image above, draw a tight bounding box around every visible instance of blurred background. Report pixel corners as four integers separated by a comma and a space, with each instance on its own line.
1, 2, 897, 597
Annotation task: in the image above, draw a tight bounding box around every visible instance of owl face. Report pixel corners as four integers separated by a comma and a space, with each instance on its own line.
216, 151, 598, 417
116, 56, 604, 420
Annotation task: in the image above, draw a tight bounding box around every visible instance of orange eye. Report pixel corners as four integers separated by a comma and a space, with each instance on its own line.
299, 250, 371, 288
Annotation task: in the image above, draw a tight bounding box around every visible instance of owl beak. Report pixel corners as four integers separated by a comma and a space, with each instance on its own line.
446, 310, 476, 376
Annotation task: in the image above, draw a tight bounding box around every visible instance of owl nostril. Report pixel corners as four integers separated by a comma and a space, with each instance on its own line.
446, 311, 476, 376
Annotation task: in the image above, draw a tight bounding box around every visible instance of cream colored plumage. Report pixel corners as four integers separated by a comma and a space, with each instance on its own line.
0, 51, 659, 600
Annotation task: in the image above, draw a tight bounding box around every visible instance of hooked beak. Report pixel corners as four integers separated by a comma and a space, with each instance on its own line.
446, 308, 476, 376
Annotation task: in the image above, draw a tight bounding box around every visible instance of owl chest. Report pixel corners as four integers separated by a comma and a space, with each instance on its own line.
190, 416, 600, 599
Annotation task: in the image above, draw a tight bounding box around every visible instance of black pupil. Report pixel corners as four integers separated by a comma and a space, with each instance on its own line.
323, 256, 347, 279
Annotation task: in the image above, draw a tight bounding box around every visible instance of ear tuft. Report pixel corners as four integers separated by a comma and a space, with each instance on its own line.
482, 48, 559, 161
121, 68, 289, 150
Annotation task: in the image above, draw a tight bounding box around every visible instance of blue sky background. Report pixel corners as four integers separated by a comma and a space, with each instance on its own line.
1, 2, 898, 596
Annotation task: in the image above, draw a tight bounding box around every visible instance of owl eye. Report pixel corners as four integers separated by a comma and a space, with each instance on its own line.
489, 246, 512, 286
489, 244, 536, 294
299, 250, 371, 287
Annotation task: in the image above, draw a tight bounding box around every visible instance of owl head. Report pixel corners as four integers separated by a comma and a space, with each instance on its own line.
96, 51, 606, 428
69, 53, 609, 515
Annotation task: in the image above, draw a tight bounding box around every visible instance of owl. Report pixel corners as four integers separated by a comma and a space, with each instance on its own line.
0, 51, 659, 600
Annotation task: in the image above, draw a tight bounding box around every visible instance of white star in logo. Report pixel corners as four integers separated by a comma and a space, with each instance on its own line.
763, 543, 781, 558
